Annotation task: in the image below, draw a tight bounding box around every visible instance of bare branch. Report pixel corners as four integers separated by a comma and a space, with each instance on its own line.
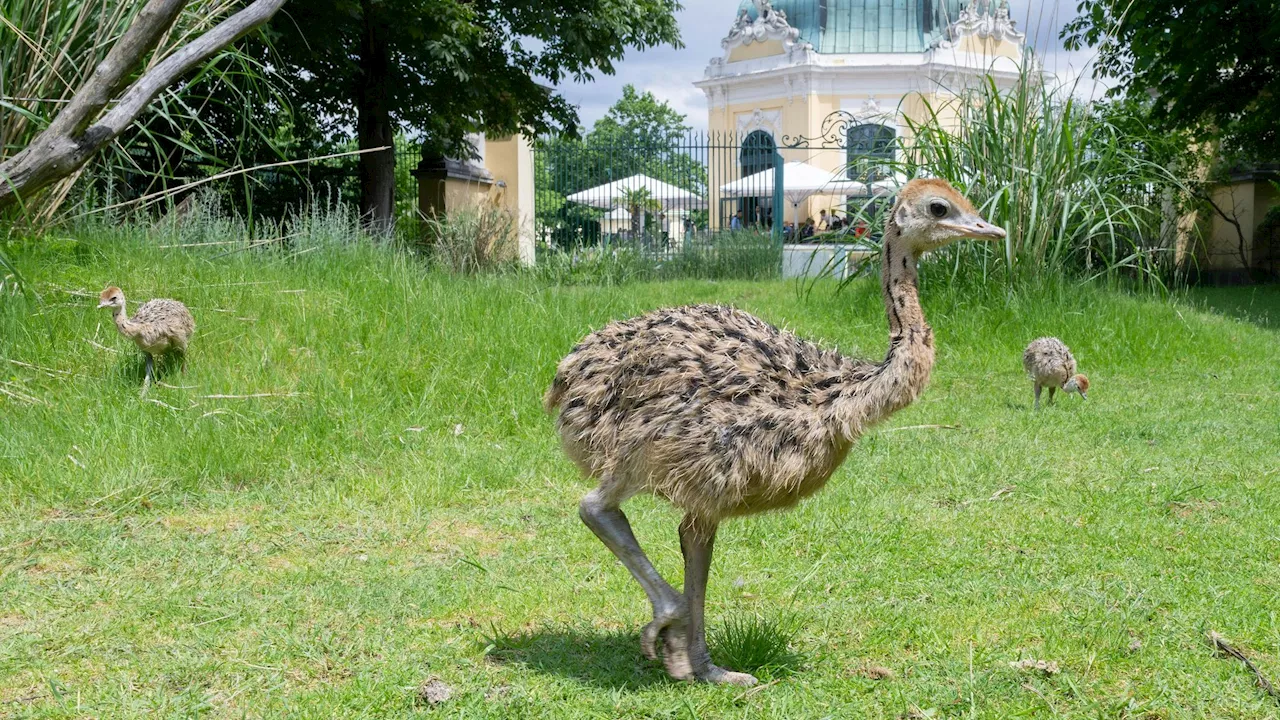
0, 0, 287, 214
45, 0, 190, 138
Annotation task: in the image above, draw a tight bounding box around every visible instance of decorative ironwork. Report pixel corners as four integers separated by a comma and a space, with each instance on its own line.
781, 110, 864, 149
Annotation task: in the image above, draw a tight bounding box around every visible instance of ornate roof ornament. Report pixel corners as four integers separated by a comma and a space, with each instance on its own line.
932, 0, 1025, 49
721, 0, 813, 53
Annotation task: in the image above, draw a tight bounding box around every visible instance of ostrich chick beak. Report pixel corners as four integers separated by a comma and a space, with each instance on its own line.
940, 215, 1006, 240
1080, 391, 1088, 401
97, 300, 111, 308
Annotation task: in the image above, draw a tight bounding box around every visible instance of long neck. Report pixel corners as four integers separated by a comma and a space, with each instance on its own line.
112, 305, 135, 336
827, 221, 936, 437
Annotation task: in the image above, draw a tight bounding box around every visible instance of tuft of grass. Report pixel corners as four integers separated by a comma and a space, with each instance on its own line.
709, 613, 805, 678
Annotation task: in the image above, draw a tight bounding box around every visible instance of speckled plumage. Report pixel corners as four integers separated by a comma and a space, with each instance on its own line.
545, 179, 1006, 686
1023, 337, 1076, 387
545, 302, 929, 521
1023, 336, 1088, 408
99, 286, 195, 363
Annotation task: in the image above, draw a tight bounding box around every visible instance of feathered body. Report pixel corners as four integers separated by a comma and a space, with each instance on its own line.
1023, 337, 1075, 387
98, 287, 195, 383
546, 301, 933, 521
1022, 336, 1088, 408
116, 298, 196, 356
545, 179, 1006, 686
546, 179, 1001, 525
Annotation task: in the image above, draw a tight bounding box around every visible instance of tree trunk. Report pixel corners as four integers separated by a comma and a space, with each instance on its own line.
357, 0, 395, 232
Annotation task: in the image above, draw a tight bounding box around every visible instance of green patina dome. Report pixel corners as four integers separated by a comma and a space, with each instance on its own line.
737, 0, 966, 54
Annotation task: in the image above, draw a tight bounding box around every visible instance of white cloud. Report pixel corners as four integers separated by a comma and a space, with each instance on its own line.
554, 0, 1118, 132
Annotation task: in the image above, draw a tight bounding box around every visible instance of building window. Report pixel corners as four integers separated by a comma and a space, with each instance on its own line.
736, 130, 777, 228
739, 130, 776, 177
846, 124, 895, 183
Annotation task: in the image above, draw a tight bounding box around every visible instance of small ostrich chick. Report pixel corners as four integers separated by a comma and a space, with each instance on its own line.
1022, 337, 1088, 409
98, 286, 195, 384
546, 179, 1005, 685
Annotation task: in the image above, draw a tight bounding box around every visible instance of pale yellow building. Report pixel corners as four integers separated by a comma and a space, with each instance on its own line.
694, 0, 1026, 228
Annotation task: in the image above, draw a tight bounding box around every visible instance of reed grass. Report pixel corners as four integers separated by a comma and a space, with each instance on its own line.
899, 64, 1184, 289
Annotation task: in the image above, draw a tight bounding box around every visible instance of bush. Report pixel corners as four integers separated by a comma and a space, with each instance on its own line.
422, 205, 519, 274
901, 62, 1184, 290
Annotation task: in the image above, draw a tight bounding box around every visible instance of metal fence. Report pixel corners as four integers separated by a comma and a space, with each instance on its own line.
532, 124, 890, 279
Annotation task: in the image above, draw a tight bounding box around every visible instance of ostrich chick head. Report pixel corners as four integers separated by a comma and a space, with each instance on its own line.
98, 286, 125, 310
893, 179, 1006, 253
1062, 374, 1090, 400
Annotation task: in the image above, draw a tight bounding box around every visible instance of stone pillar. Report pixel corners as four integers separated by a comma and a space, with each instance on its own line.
484, 135, 536, 265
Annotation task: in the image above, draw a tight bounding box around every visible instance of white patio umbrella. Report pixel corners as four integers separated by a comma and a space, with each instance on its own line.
868, 171, 910, 197
565, 173, 705, 210
720, 162, 868, 228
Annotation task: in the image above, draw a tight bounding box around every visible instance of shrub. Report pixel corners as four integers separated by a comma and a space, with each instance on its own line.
900, 62, 1184, 290
422, 205, 519, 274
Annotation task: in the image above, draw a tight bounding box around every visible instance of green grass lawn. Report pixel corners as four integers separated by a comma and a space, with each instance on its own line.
1, 234, 1278, 718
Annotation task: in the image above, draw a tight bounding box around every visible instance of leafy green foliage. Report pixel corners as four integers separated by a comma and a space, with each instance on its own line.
900, 68, 1183, 288
1063, 0, 1280, 161
536, 85, 707, 247
261, 2, 682, 158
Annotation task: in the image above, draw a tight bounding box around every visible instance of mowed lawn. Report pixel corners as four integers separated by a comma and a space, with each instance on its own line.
1, 235, 1278, 718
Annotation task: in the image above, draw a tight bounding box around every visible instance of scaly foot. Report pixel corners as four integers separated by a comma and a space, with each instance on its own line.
694, 664, 758, 686
640, 597, 692, 679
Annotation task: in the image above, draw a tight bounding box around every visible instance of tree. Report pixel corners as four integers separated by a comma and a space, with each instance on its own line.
261, 1, 682, 230
0, 0, 288, 214
536, 85, 707, 247
1064, 1, 1280, 161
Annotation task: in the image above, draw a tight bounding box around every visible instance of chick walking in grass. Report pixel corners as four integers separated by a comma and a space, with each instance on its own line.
98, 286, 194, 389
1023, 337, 1088, 409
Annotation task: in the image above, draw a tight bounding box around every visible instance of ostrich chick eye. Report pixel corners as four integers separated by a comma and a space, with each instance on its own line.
928, 201, 949, 218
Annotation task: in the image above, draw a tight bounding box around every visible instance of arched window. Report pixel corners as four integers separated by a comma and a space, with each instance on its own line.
736, 130, 776, 228
739, 130, 776, 177
846, 124, 895, 183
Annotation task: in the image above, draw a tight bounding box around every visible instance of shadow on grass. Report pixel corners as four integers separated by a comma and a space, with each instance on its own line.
482, 624, 671, 690
482, 616, 805, 689
1190, 284, 1280, 330
112, 353, 185, 386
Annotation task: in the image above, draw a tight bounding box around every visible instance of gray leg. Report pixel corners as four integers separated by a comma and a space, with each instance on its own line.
1033, 383, 1041, 410
140, 354, 155, 396
679, 515, 758, 686
579, 488, 692, 679
1048, 386, 1056, 405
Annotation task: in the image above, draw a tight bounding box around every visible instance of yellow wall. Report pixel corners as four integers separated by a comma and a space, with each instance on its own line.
485, 135, 536, 264
727, 40, 785, 62
706, 85, 986, 232
955, 35, 1022, 60
1178, 178, 1280, 272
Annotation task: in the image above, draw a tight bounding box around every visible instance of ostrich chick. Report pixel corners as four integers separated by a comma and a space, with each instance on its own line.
1022, 337, 1088, 409
98, 286, 195, 384
545, 179, 1006, 686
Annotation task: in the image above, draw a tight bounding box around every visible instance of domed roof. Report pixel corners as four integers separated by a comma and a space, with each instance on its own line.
737, 0, 966, 54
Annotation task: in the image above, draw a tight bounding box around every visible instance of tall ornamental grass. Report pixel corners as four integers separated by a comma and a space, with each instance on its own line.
0, 0, 283, 222
901, 65, 1184, 290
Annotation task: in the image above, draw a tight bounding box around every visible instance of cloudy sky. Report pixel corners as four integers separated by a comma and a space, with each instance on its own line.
555, 0, 1111, 133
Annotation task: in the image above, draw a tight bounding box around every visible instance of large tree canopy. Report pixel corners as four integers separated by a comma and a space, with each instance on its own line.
1063, 0, 1280, 161
262, 0, 682, 227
